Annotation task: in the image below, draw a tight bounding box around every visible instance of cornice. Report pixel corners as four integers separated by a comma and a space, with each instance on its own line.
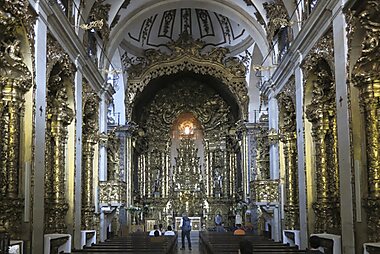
34, 0, 112, 98
261, 0, 343, 98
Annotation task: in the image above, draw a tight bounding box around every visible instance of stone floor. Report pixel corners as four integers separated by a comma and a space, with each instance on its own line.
177, 231, 200, 253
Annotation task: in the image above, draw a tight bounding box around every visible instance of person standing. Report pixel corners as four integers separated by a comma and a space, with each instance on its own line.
180, 213, 192, 250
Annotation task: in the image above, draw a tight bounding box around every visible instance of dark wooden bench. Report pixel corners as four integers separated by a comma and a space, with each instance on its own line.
72, 234, 177, 254
199, 231, 306, 254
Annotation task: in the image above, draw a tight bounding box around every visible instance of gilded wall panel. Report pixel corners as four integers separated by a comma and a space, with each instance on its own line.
44, 41, 75, 233
278, 89, 299, 230
0, 0, 32, 238
123, 32, 248, 120
352, 0, 380, 242
303, 32, 341, 234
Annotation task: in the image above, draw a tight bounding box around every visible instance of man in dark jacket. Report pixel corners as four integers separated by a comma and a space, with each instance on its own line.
180, 213, 192, 250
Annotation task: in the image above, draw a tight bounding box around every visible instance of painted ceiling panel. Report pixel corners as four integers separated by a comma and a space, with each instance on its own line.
125, 8, 249, 53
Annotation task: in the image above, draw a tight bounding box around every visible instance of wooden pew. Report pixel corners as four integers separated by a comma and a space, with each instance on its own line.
72, 234, 177, 254
199, 231, 306, 254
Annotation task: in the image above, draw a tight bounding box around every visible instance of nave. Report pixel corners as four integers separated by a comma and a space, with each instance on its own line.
1, 0, 380, 253
70, 231, 306, 254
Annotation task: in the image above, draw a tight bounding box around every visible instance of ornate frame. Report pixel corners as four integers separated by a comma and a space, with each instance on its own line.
123, 32, 249, 121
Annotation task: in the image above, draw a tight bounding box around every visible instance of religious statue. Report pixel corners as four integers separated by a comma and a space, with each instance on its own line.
214, 213, 222, 225
5, 39, 22, 62
214, 169, 223, 191
153, 168, 161, 193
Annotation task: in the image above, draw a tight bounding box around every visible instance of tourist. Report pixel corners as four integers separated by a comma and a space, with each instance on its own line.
307, 235, 324, 253
159, 223, 165, 234
216, 223, 226, 232
234, 224, 246, 235
180, 213, 192, 250
164, 225, 175, 236
149, 225, 161, 236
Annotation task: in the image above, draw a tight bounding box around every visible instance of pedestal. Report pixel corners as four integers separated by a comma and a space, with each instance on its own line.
80, 230, 96, 248
311, 233, 341, 254
283, 230, 300, 248
363, 242, 380, 254
9, 240, 23, 254
44, 234, 71, 254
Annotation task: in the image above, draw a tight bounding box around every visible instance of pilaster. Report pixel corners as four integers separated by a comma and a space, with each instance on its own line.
31, 9, 48, 254
268, 97, 279, 179
74, 62, 83, 249
333, 2, 355, 253
295, 63, 308, 249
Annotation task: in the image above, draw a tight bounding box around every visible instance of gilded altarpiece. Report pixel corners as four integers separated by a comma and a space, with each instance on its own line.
82, 90, 99, 230
248, 117, 270, 182
44, 40, 75, 234
99, 129, 127, 205
133, 78, 241, 228
351, 0, 380, 242
278, 88, 299, 230
0, 0, 32, 238
303, 32, 341, 234
247, 116, 271, 234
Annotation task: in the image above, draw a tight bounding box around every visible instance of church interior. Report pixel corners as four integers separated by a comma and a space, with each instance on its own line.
0, 0, 379, 253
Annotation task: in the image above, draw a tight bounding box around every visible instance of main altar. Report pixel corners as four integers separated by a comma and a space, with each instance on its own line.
127, 35, 253, 231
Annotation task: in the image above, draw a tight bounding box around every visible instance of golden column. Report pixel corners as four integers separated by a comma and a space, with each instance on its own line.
45, 88, 74, 234
354, 78, 380, 241
0, 79, 30, 198
279, 95, 299, 229
306, 78, 340, 234
0, 77, 31, 237
352, 0, 380, 242
82, 135, 97, 229
0, 0, 32, 236
82, 97, 98, 229
282, 132, 298, 229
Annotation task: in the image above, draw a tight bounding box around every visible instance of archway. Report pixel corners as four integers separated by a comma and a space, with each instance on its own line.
131, 74, 242, 230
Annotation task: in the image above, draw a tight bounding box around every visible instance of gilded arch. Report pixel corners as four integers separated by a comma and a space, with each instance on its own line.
123, 32, 249, 121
